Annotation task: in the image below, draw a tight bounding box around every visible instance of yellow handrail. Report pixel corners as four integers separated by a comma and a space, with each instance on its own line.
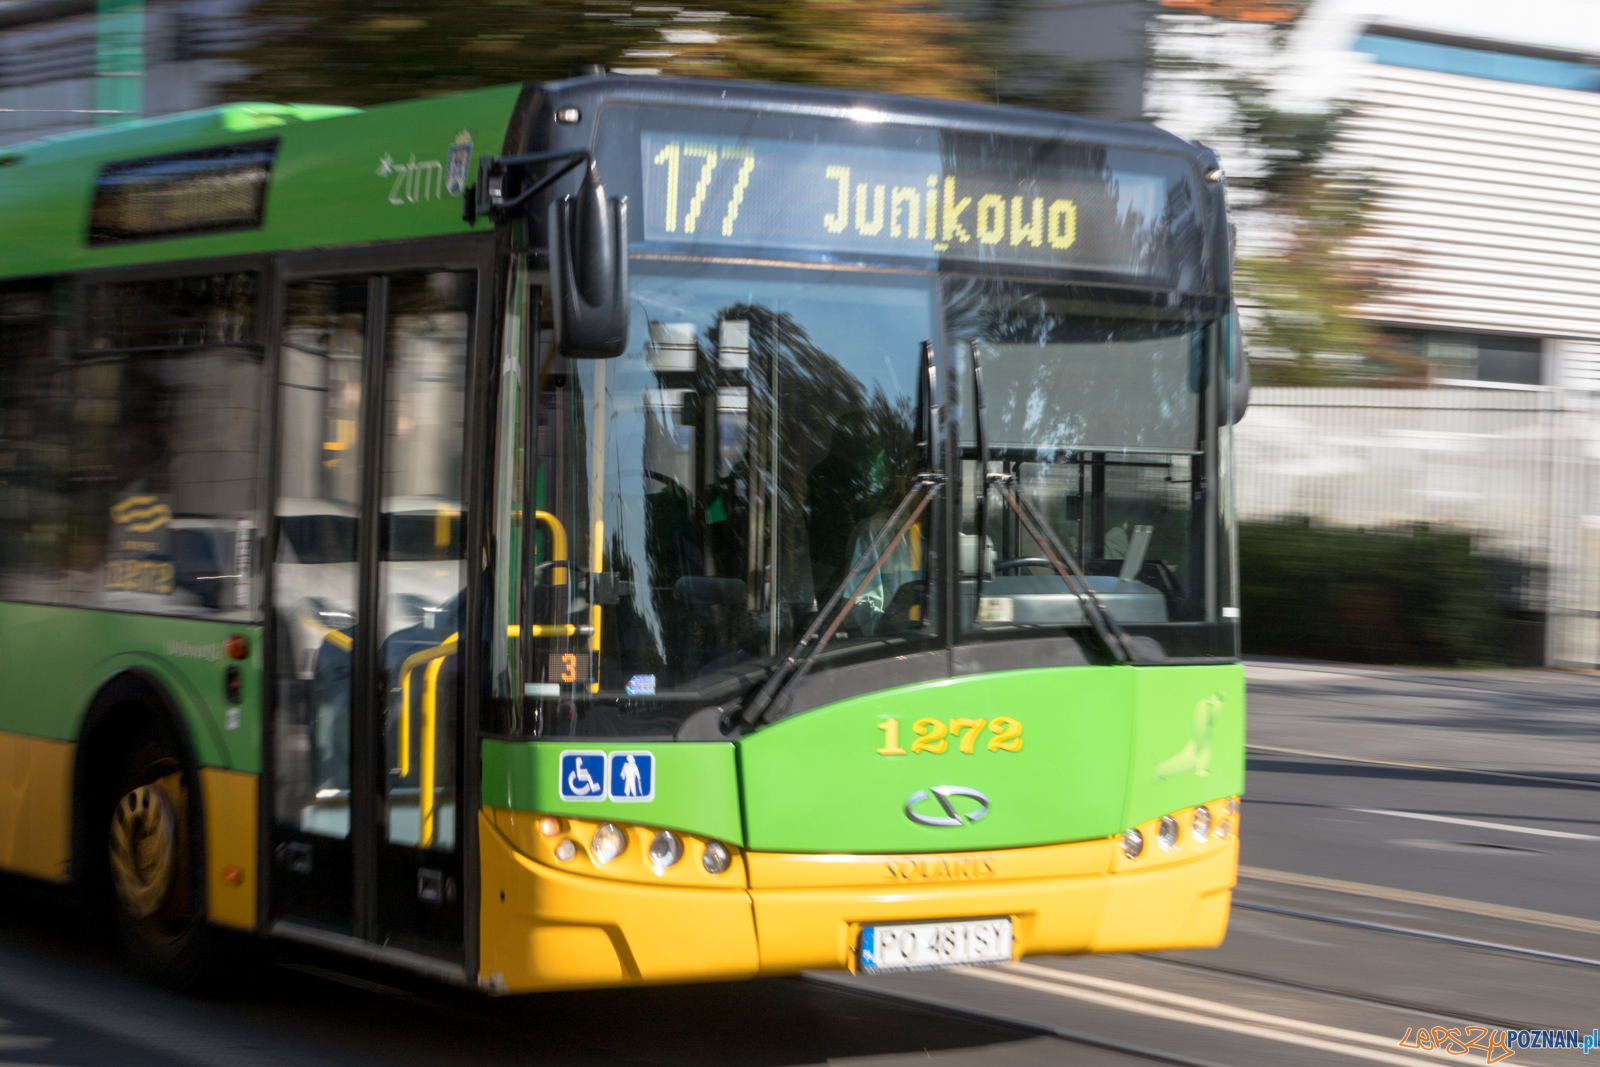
397, 621, 574, 784
590, 519, 603, 694
397, 633, 458, 784
505, 623, 579, 638
301, 612, 354, 653
534, 510, 568, 585
420, 653, 448, 848
391, 608, 584, 846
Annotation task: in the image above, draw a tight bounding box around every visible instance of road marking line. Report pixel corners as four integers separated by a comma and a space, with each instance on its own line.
1241, 865, 1600, 936
1346, 807, 1599, 840
0, 1032, 52, 1051
960, 966, 1454, 1065
1247, 743, 1600, 790
1003, 962, 1455, 1057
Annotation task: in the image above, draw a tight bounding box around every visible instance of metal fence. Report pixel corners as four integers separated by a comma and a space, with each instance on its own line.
1234, 383, 1600, 667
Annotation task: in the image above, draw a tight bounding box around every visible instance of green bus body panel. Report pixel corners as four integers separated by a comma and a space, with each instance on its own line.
1125, 663, 1245, 830
481, 738, 744, 845
0, 602, 262, 771
739, 667, 1136, 854
0, 86, 522, 280
480, 664, 1245, 855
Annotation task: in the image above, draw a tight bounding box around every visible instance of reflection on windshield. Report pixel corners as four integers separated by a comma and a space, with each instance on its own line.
537, 265, 938, 731
951, 279, 1217, 633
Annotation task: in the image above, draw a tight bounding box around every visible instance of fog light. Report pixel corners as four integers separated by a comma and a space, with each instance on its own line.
1191, 806, 1212, 842
591, 823, 627, 865
1121, 828, 1145, 859
702, 840, 731, 875
647, 830, 683, 872
1216, 819, 1232, 839
1157, 815, 1179, 850
538, 816, 561, 838
554, 839, 577, 862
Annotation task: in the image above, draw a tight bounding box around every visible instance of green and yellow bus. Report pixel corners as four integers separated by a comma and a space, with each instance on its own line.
0, 69, 1247, 991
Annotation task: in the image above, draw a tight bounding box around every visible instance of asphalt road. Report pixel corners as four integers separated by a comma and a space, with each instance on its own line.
2, 658, 1597, 1066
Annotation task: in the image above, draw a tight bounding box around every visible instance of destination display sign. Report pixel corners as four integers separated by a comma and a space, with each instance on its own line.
638, 130, 1198, 278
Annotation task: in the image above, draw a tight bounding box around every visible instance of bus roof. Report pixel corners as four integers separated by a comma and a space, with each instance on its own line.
530, 73, 1210, 163
0, 74, 1219, 284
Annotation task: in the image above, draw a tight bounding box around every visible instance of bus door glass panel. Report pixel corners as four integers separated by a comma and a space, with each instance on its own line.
533, 263, 937, 737
273, 279, 367, 844
948, 278, 1213, 633
378, 272, 471, 853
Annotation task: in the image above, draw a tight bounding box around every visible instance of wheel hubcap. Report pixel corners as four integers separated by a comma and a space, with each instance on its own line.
109, 784, 176, 919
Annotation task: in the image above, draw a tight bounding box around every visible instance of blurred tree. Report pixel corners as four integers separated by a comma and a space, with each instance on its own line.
951, 0, 1101, 114
222, 0, 988, 107
1221, 76, 1405, 385
1150, 2, 1409, 384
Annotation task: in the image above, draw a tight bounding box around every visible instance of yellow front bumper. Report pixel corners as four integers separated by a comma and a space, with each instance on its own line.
477, 804, 1238, 994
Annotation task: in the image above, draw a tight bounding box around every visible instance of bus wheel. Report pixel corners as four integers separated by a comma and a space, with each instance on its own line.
107, 733, 214, 987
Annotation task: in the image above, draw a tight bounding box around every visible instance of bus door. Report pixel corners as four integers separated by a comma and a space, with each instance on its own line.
270, 257, 478, 963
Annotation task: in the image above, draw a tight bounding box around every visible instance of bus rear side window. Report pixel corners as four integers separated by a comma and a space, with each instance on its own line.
0, 273, 264, 619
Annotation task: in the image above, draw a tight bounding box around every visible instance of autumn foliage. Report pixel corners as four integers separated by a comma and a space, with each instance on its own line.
225, 0, 991, 108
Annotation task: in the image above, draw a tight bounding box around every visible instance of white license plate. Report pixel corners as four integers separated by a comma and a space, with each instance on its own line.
859, 917, 1013, 973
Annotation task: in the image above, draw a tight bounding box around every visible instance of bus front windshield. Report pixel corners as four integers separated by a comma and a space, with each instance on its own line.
543, 262, 939, 735
517, 262, 1228, 739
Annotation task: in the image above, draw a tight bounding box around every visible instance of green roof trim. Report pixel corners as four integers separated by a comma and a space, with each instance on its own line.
219, 103, 364, 132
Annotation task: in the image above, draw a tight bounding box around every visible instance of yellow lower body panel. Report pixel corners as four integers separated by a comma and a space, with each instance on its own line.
0, 731, 72, 883
479, 801, 1239, 994
478, 811, 761, 993
199, 768, 257, 930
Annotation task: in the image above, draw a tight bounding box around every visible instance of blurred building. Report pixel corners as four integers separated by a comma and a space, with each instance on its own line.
0, 0, 248, 147
1330, 24, 1600, 387
1154, 1, 1600, 666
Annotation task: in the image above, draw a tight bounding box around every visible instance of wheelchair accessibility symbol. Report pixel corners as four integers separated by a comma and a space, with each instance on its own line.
558, 750, 607, 801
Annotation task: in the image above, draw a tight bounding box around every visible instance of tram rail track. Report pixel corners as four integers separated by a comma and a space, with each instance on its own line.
1233, 901, 1600, 971
805, 969, 1241, 1067
1140, 950, 1541, 1036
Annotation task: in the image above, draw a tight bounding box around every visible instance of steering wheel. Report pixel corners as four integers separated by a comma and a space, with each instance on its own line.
994, 557, 1055, 573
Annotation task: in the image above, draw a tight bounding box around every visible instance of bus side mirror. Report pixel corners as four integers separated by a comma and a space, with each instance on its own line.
551, 161, 629, 359
1229, 351, 1250, 425
1224, 305, 1249, 425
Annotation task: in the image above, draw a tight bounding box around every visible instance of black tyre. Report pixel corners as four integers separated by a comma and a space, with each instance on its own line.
106, 730, 217, 988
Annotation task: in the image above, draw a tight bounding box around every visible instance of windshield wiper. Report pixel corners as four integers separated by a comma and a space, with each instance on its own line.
970, 342, 1133, 665
733, 470, 943, 729
731, 342, 944, 730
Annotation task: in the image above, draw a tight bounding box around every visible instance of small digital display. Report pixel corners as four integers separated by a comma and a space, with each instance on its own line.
638, 130, 1196, 278
89, 140, 277, 246
548, 651, 591, 685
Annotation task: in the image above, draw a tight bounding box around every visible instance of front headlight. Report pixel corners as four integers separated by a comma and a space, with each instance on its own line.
702, 840, 732, 875
647, 830, 683, 872
591, 822, 627, 865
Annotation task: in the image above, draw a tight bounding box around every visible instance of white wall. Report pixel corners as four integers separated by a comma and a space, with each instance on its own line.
1342, 63, 1600, 345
